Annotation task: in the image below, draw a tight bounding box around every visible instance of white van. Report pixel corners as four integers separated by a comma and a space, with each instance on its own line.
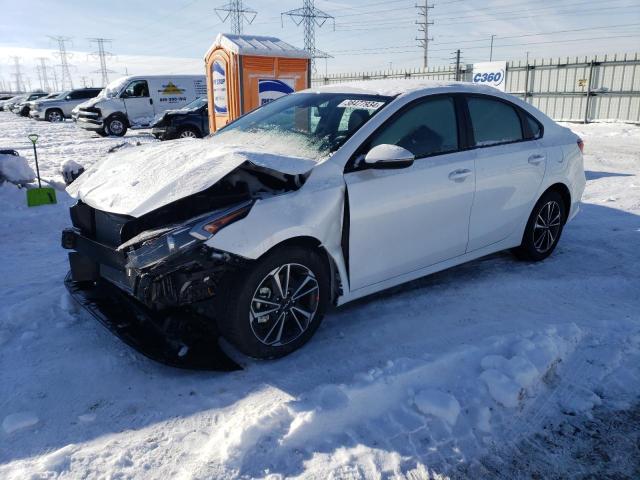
75, 75, 206, 137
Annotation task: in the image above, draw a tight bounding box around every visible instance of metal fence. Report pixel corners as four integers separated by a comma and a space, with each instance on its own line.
312, 52, 640, 124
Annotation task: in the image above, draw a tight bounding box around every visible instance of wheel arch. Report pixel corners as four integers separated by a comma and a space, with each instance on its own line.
541, 182, 571, 222
105, 111, 130, 127
178, 123, 202, 136
257, 235, 343, 305
45, 107, 64, 119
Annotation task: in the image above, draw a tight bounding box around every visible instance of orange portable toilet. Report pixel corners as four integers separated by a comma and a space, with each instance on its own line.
204, 33, 312, 133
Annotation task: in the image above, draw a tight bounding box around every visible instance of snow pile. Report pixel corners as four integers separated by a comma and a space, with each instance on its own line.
0, 153, 35, 184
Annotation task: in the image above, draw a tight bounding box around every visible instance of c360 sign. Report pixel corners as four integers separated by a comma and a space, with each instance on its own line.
471, 61, 507, 91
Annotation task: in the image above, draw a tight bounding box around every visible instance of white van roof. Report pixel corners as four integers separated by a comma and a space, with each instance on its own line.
206, 33, 311, 59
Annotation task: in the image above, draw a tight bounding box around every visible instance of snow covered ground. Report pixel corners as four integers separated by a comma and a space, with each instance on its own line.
0, 112, 639, 479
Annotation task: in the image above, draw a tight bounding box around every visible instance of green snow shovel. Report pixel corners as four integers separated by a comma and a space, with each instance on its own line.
26, 134, 57, 207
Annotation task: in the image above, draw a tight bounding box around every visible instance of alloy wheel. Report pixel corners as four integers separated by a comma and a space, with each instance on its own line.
249, 263, 320, 347
48, 111, 62, 122
533, 200, 562, 253
179, 130, 197, 138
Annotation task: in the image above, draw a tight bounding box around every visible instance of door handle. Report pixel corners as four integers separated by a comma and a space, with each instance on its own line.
528, 153, 545, 165
448, 168, 472, 182
149, 98, 153, 105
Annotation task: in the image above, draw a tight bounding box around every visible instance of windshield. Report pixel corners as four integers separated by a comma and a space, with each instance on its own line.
215, 92, 392, 160
180, 97, 207, 111
99, 77, 128, 98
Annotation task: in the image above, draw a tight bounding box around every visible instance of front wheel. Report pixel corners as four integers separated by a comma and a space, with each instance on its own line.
105, 116, 127, 137
513, 190, 566, 261
216, 246, 330, 359
46, 109, 64, 122
178, 126, 201, 139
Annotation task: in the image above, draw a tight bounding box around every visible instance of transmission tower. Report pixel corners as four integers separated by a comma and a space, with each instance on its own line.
49, 36, 74, 90
9, 56, 24, 92
51, 67, 59, 92
88, 38, 115, 87
36, 57, 51, 91
215, 1, 257, 34
416, 1, 434, 69
282, 0, 334, 73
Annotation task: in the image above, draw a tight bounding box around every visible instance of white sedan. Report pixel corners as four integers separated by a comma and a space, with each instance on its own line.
63, 80, 586, 363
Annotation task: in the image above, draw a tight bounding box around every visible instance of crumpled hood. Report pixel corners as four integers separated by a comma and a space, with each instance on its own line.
66, 138, 317, 218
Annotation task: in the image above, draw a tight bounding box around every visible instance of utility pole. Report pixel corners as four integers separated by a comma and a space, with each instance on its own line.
9, 56, 24, 92
452, 49, 461, 81
49, 36, 74, 90
88, 38, 115, 87
36, 57, 51, 91
215, 1, 257, 34
282, 0, 334, 73
489, 34, 496, 61
416, 0, 434, 69
80, 76, 88, 87
35, 64, 43, 91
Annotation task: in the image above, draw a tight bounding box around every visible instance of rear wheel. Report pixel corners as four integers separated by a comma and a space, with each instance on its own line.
216, 246, 330, 359
46, 109, 64, 122
513, 190, 566, 261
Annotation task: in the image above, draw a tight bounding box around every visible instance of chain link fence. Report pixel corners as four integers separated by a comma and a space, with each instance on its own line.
312, 52, 640, 124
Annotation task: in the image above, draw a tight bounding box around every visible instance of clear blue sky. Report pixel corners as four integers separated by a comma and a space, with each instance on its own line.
1, 0, 639, 89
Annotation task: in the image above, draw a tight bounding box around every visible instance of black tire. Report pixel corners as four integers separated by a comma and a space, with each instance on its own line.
95, 129, 109, 137
20, 106, 30, 117
46, 109, 64, 122
105, 116, 127, 137
177, 126, 201, 139
513, 190, 566, 262
215, 245, 330, 359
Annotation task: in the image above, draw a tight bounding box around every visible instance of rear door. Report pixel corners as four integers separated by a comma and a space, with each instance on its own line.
464, 94, 546, 251
121, 79, 154, 126
344, 95, 475, 290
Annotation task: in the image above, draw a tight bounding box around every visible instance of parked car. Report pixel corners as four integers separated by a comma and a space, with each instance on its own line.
75, 75, 206, 137
151, 97, 209, 140
21, 92, 62, 116
10, 92, 48, 115
30, 88, 102, 122
62, 81, 586, 363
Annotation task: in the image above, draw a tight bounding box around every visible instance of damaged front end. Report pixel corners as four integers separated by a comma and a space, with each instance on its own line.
62, 162, 308, 370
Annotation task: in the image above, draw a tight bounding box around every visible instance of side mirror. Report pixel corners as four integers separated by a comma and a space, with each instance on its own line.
363, 144, 414, 169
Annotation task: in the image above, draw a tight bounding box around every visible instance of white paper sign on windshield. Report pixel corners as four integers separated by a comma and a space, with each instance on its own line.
338, 99, 385, 110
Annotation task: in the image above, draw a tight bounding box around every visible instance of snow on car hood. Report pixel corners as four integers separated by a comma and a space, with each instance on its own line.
66, 135, 317, 217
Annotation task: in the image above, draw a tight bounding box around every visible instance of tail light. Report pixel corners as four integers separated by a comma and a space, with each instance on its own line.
577, 138, 584, 153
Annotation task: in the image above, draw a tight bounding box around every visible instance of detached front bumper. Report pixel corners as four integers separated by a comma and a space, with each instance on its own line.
64, 272, 240, 370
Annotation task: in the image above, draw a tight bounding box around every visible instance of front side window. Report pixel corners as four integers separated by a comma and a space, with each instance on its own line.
367, 96, 459, 158
467, 96, 523, 146
122, 80, 149, 98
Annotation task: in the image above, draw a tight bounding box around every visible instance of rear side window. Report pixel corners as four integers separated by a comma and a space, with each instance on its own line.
467, 96, 522, 146
368, 96, 458, 158
524, 114, 542, 139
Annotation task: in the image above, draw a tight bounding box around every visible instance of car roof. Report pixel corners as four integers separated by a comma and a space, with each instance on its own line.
307, 79, 506, 97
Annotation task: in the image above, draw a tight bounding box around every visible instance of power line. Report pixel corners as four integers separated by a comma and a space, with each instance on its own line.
416, 0, 434, 69
282, 0, 335, 73
215, 0, 257, 34
88, 38, 115, 87
49, 36, 74, 90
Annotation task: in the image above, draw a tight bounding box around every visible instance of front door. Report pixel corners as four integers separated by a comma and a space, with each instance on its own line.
344, 95, 475, 291
121, 80, 154, 127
